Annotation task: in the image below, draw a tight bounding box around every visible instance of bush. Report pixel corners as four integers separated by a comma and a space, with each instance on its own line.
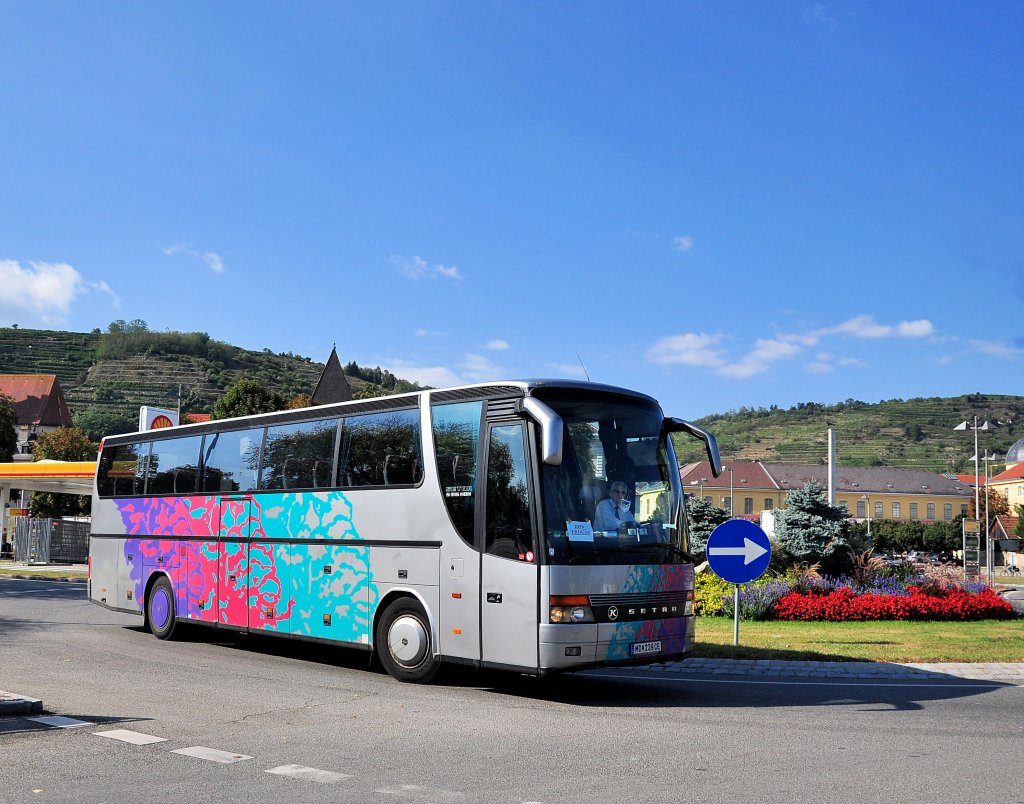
721, 580, 793, 621
694, 571, 732, 616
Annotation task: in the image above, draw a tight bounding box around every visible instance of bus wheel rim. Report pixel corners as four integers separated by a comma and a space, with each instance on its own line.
151, 587, 171, 629
388, 614, 427, 667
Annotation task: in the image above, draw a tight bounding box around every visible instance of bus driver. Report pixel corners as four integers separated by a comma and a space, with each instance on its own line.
593, 481, 636, 532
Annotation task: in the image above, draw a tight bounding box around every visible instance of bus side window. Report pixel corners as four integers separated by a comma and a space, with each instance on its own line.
431, 401, 483, 547
383, 454, 419, 485
339, 409, 421, 488
202, 428, 262, 494
98, 442, 147, 497
147, 435, 203, 496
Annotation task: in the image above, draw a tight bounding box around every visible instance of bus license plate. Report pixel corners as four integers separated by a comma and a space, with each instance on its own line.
630, 640, 662, 657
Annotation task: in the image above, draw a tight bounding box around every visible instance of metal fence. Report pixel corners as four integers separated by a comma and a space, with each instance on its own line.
12, 517, 90, 564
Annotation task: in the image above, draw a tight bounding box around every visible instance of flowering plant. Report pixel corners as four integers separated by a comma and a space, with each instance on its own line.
774, 585, 1013, 622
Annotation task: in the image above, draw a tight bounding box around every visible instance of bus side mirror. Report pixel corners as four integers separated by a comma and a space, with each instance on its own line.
522, 398, 563, 466
664, 417, 722, 477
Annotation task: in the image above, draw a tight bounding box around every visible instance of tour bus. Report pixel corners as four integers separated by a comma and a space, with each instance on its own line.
88, 380, 721, 682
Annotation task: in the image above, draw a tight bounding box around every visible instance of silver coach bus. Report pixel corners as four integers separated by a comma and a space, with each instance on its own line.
88, 380, 721, 682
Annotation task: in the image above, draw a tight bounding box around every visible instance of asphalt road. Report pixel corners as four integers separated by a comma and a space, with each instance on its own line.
1, 577, 1022, 803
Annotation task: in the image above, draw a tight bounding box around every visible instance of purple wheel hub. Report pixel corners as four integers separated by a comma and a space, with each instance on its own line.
151, 587, 171, 629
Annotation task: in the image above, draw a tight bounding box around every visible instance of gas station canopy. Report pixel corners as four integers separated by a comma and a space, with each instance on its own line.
0, 460, 96, 495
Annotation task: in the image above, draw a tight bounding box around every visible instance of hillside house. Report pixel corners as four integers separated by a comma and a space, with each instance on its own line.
0, 374, 73, 461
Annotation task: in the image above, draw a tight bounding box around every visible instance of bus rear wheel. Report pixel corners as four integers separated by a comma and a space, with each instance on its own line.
376, 598, 439, 683
147, 576, 177, 640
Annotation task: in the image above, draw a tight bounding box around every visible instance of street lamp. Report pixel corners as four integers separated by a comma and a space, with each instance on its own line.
860, 494, 871, 548
726, 466, 734, 518
983, 450, 1001, 583
954, 417, 993, 526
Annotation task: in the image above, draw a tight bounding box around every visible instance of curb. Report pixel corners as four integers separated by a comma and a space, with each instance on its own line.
0, 691, 43, 715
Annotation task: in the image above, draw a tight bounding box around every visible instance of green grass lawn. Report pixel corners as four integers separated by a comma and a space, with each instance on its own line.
693, 616, 1024, 663
0, 563, 86, 581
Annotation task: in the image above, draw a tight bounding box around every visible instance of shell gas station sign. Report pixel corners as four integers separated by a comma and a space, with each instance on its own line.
139, 406, 179, 431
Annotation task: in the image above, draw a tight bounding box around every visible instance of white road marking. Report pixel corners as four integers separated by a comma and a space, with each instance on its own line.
172, 746, 253, 764
375, 783, 466, 800
266, 764, 351, 784
27, 716, 92, 728
93, 728, 168, 745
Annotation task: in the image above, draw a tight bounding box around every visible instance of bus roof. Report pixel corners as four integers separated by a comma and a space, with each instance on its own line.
101, 379, 661, 447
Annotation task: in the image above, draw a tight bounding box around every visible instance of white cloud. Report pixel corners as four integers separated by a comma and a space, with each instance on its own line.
645, 314, 932, 381
0, 259, 117, 323
381, 351, 506, 388
547, 362, 589, 379
485, 339, 510, 351
163, 245, 225, 274
646, 333, 725, 367
460, 353, 503, 381
717, 338, 802, 379
968, 339, 1022, 358
673, 236, 695, 253
897, 319, 934, 337
392, 254, 462, 281
381, 360, 462, 389
414, 328, 444, 338
822, 315, 934, 340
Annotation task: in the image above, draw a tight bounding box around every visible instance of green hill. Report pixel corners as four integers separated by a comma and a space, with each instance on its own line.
0, 324, 420, 440
672, 395, 1024, 473
2, 325, 1021, 471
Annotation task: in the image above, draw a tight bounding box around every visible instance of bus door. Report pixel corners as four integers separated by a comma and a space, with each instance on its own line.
479, 420, 539, 670
218, 495, 251, 628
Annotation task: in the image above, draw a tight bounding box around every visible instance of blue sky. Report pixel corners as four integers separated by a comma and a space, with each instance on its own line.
2, 1, 1022, 418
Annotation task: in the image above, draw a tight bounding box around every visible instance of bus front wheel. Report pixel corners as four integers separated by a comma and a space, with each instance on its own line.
147, 576, 177, 640
376, 598, 439, 683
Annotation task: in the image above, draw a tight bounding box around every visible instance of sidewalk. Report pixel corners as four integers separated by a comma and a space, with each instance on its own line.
650, 657, 1024, 684
0, 691, 43, 715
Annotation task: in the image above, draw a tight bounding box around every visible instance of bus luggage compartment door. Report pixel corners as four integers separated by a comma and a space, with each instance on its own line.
218, 497, 252, 628
480, 554, 538, 669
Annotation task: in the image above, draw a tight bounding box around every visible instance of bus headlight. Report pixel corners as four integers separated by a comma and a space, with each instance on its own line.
549, 595, 594, 624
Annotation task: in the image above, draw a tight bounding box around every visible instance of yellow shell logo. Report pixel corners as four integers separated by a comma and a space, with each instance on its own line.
151, 415, 174, 429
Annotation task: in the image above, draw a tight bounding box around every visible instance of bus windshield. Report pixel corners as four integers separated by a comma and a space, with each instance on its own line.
537, 393, 684, 565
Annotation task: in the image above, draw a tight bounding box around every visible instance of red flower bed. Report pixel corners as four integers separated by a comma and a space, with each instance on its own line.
774, 586, 1013, 622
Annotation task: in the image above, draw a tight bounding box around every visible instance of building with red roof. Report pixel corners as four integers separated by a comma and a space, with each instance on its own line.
0, 374, 73, 460
989, 462, 1024, 515
681, 460, 971, 523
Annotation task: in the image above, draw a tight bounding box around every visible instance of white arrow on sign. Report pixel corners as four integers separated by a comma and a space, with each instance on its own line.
708, 537, 768, 565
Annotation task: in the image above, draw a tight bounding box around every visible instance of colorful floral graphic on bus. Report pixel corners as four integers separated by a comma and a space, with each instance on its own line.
114, 491, 376, 644
603, 563, 694, 661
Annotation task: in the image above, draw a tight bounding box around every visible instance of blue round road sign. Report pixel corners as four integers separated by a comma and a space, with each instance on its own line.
705, 519, 772, 584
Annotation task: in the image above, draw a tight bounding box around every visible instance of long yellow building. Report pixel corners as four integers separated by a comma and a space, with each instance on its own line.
681, 461, 972, 523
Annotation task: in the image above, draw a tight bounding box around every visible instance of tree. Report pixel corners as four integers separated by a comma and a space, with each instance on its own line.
685, 496, 730, 560
772, 481, 851, 572
72, 409, 138, 442
0, 393, 16, 461
213, 378, 287, 419
353, 382, 384, 400
29, 427, 98, 518
1016, 505, 1024, 540
286, 393, 315, 410
968, 486, 1010, 522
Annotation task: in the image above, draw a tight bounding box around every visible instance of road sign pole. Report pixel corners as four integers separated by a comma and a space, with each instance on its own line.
733, 585, 740, 646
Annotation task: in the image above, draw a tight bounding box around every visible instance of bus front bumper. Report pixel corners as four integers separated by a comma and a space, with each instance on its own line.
539, 615, 694, 671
